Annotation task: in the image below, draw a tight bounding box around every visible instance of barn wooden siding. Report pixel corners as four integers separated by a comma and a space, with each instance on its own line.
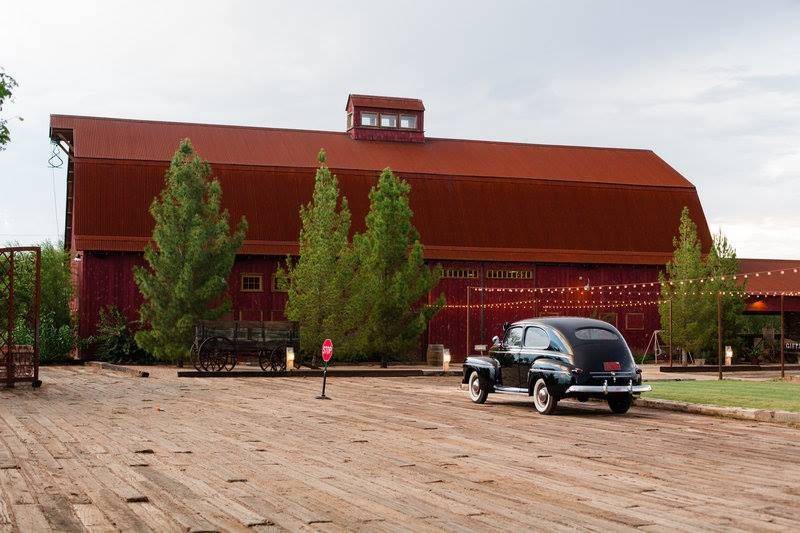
77, 253, 663, 361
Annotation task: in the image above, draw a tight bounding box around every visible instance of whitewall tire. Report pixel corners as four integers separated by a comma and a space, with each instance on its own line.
468, 371, 488, 404
532, 378, 558, 415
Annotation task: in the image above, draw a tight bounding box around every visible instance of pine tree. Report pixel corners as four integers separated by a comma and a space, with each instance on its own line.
659, 207, 708, 356
659, 209, 746, 360
350, 168, 444, 365
278, 149, 352, 358
134, 139, 247, 361
701, 230, 746, 359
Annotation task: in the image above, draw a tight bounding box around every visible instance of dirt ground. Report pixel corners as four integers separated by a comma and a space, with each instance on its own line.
1, 366, 798, 532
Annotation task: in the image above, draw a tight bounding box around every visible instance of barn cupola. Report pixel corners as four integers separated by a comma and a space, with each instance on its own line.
346, 94, 425, 142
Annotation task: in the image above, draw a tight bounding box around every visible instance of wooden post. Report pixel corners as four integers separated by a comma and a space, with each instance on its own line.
668, 299, 673, 367
717, 291, 723, 381
780, 293, 785, 379
6, 252, 15, 388
465, 287, 470, 357
33, 249, 41, 385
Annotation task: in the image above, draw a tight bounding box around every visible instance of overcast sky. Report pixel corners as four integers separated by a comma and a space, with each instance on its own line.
2, 1, 799, 258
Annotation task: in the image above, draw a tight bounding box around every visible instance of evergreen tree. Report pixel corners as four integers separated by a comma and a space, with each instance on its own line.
659, 208, 746, 360
278, 149, 351, 358
350, 168, 444, 365
134, 139, 247, 361
659, 207, 708, 356
701, 230, 746, 359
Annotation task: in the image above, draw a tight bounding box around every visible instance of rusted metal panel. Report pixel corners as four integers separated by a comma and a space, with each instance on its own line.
68, 159, 710, 265
50, 114, 696, 187
739, 259, 800, 294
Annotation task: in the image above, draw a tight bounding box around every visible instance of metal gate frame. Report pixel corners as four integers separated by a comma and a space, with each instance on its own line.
0, 246, 42, 388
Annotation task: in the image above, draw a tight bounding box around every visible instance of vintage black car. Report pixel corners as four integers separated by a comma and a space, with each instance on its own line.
462, 317, 651, 414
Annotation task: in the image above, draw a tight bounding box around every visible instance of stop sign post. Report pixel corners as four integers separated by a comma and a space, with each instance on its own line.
316, 339, 333, 400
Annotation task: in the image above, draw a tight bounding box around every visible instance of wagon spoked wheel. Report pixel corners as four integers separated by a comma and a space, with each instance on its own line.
270, 346, 287, 374
258, 349, 272, 372
222, 349, 238, 372
199, 336, 233, 372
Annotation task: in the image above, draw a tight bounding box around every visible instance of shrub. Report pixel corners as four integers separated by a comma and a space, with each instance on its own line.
86, 306, 154, 364
39, 316, 74, 364
11, 316, 73, 365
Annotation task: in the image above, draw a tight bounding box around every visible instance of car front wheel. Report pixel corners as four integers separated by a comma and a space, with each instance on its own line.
468, 371, 488, 404
532, 378, 558, 415
607, 394, 632, 414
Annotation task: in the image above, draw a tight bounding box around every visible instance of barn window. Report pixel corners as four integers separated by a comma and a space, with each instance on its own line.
399, 114, 417, 129
443, 268, 478, 279
625, 312, 645, 330
380, 113, 397, 127
240, 274, 263, 292
361, 112, 378, 126
346, 112, 353, 130
600, 312, 618, 328
486, 269, 533, 280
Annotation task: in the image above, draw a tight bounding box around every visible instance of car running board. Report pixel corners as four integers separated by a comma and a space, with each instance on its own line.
493, 386, 528, 394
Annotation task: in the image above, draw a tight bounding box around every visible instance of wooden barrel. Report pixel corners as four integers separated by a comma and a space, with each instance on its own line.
426, 344, 444, 366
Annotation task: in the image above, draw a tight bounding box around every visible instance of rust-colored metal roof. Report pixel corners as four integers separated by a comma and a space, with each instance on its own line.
346, 94, 425, 111
49, 114, 694, 187
51, 114, 712, 264
739, 259, 800, 293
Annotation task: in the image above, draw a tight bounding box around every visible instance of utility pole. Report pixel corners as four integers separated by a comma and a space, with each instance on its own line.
466, 287, 470, 357
780, 293, 785, 379
717, 291, 723, 381
668, 299, 673, 367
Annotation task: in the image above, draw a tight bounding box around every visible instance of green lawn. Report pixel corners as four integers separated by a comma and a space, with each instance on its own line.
648, 380, 800, 412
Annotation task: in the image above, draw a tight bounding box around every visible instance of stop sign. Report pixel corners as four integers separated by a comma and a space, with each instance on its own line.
321, 338, 333, 363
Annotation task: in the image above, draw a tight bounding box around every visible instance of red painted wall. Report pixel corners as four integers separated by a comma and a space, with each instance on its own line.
77, 253, 666, 361
427, 262, 663, 361
78, 253, 289, 341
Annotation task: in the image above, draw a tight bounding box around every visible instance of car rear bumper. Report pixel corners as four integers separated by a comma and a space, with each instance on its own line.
566, 381, 651, 395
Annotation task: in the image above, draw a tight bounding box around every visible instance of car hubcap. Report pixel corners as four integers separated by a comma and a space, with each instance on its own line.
471, 377, 480, 397
538, 387, 548, 403
535, 381, 550, 410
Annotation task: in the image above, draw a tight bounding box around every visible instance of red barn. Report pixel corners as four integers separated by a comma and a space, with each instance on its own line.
50, 94, 716, 361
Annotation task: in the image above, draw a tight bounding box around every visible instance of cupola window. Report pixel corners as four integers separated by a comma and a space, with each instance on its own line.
400, 114, 417, 129
361, 112, 378, 127
380, 113, 397, 127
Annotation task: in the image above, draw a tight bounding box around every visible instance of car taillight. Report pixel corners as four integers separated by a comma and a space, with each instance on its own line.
603, 361, 621, 372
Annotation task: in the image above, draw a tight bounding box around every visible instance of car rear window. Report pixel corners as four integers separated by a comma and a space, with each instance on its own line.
574, 327, 619, 341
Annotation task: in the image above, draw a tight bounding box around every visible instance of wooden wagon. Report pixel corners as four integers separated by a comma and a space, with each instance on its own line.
191, 320, 299, 373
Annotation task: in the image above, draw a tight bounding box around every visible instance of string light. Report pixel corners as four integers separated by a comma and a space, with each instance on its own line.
466, 265, 800, 294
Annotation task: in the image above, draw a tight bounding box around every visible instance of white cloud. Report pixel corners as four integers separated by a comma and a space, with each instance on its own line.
1, 0, 799, 258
